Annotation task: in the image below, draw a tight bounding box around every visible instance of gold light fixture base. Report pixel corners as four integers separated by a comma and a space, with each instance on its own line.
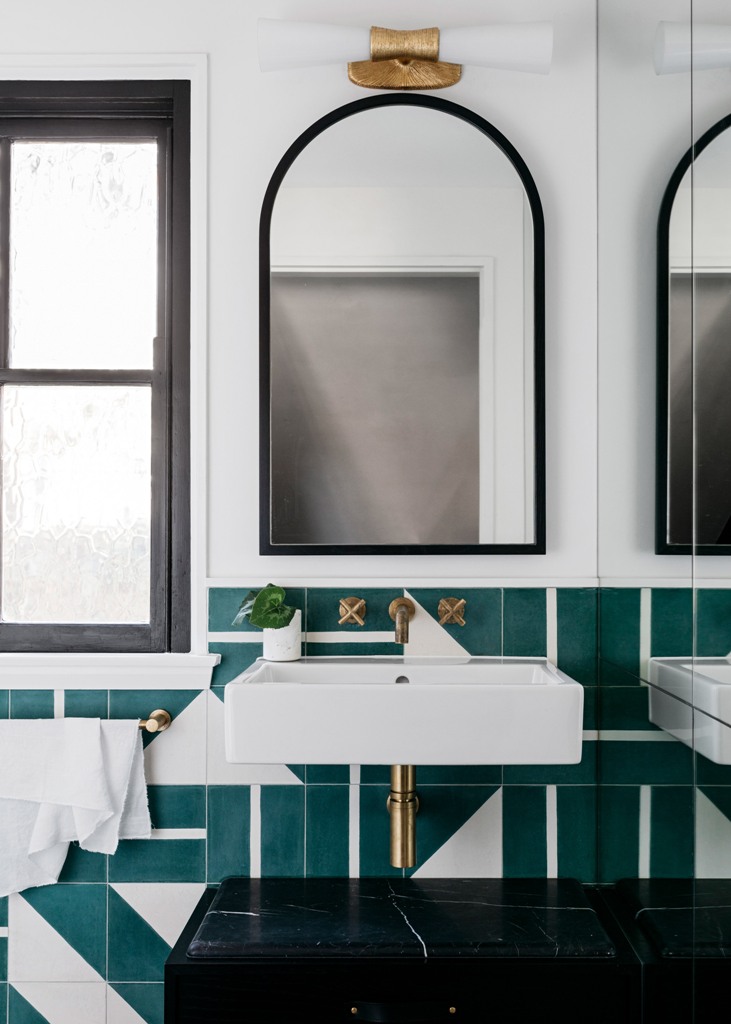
348, 26, 462, 91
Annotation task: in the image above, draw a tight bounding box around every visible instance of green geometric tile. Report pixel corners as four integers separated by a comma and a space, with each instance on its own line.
599, 687, 653, 731
407, 588, 502, 656
63, 690, 108, 718
260, 787, 305, 876
599, 740, 693, 785
699, 786, 731, 821
696, 757, 731, 785
651, 588, 692, 658
306, 765, 349, 784
599, 588, 641, 684
0, 985, 5, 1024
109, 690, 199, 750
0, 692, 9, 719
597, 786, 640, 883
305, 587, 402, 634
503, 741, 596, 785
0, 936, 5, 984
304, 642, 398, 658
305, 785, 349, 876
108, 888, 170, 982
650, 786, 694, 877
9, 691, 53, 719
696, 589, 731, 656
111, 984, 164, 1024
108, 840, 205, 882
415, 766, 502, 785
57, 845, 106, 883
583, 686, 598, 730
209, 586, 263, 633
209, 642, 263, 686
207, 786, 250, 882
406, 785, 500, 876
557, 588, 598, 686
557, 786, 597, 882
360, 766, 391, 785
8, 988, 46, 1024
21, 884, 106, 977
147, 786, 205, 830
0, 898, 6, 927
503, 589, 546, 657
359, 786, 402, 877
502, 786, 547, 876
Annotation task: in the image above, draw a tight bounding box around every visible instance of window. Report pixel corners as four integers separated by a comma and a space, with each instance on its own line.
0, 82, 190, 652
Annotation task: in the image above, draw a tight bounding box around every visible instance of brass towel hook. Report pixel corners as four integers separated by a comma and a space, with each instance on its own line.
139, 709, 172, 733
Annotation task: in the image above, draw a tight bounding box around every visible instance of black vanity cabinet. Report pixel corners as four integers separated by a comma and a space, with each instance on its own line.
164, 878, 641, 1024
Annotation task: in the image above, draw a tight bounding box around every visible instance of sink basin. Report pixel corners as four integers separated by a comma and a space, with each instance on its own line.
224, 656, 584, 765
648, 657, 731, 763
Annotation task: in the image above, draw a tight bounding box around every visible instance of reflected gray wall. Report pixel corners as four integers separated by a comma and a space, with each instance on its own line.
270, 273, 480, 545
669, 273, 731, 545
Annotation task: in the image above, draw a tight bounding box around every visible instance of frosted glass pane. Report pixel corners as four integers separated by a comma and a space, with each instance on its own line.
9, 141, 157, 369
1, 386, 151, 623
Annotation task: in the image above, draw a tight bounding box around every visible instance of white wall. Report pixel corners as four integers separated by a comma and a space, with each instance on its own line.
0, 0, 599, 608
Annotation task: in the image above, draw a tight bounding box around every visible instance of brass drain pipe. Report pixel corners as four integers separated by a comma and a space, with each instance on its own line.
388, 765, 419, 868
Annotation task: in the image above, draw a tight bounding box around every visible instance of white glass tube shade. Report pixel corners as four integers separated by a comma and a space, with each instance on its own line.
258, 19, 369, 71
655, 21, 731, 75
257, 19, 553, 75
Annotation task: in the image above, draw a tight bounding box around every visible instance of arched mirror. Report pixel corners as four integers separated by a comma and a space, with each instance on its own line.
260, 95, 545, 555
657, 113, 731, 554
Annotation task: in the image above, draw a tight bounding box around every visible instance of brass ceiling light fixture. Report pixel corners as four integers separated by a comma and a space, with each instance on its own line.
257, 19, 554, 90
348, 26, 461, 91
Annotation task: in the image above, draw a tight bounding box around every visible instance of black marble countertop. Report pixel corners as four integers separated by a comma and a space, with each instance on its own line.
616, 878, 731, 958
186, 877, 616, 960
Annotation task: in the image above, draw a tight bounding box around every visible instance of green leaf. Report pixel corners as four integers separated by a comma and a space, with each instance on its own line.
231, 588, 260, 626
248, 585, 296, 630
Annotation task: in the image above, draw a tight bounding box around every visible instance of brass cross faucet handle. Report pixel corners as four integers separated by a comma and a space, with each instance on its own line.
438, 597, 466, 626
339, 596, 367, 626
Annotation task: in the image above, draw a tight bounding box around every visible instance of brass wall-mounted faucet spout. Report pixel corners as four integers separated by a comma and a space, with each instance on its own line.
389, 597, 416, 644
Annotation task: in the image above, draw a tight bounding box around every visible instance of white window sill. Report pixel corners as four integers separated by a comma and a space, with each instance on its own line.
0, 652, 221, 690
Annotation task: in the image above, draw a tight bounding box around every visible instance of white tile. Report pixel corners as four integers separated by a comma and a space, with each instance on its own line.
110, 883, 205, 947
696, 790, 731, 877
12, 982, 106, 1024
106, 985, 148, 1024
143, 691, 207, 785
403, 591, 470, 657
413, 789, 503, 878
206, 690, 302, 785
8, 895, 103, 983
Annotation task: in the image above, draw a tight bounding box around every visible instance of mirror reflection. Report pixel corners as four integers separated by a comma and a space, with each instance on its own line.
261, 97, 545, 554
659, 114, 731, 552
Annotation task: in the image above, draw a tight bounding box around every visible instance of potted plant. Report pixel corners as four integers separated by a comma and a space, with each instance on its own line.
232, 584, 301, 661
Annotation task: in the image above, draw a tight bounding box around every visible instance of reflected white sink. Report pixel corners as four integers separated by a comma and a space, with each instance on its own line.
648, 657, 731, 764
224, 656, 584, 765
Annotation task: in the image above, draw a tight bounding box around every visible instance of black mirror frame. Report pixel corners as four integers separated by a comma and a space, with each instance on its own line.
260, 93, 546, 556
656, 112, 731, 555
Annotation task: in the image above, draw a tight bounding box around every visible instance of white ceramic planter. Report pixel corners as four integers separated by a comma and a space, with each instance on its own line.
262, 609, 302, 661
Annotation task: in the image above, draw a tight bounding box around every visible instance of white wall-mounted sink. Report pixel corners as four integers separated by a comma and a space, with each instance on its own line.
224, 656, 584, 765
649, 657, 731, 764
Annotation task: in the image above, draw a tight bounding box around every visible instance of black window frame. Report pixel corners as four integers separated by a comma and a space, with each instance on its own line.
0, 81, 190, 652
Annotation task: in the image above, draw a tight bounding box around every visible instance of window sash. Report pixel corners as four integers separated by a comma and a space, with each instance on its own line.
0, 86, 190, 653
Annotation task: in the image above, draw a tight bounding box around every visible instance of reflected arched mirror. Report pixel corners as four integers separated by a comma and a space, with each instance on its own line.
260, 95, 545, 555
658, 113, 731, 554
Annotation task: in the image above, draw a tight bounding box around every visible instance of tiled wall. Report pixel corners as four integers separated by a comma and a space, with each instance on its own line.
3, 585, 731, 1024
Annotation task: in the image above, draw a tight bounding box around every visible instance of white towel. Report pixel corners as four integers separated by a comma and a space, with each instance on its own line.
0, 718, 152, 896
